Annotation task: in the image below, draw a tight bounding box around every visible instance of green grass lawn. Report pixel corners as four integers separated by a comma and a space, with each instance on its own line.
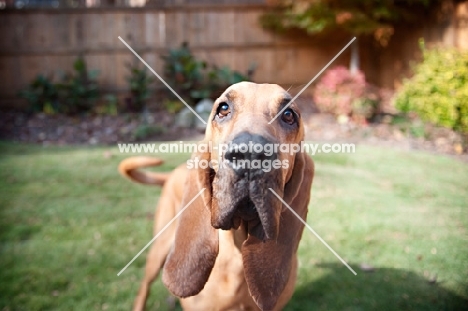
0, 141, 467, 310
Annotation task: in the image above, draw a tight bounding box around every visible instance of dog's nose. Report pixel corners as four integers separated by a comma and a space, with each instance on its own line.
223, 132, 276, 173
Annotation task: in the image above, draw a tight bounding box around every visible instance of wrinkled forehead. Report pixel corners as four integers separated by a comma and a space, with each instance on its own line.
219, 82, 291, 112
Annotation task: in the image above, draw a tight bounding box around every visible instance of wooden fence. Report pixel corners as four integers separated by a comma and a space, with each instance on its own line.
0, 2, 467, 108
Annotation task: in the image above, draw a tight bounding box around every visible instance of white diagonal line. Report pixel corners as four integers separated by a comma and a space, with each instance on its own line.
117, 188, 206, 276
118, 36, 207, 125
268, 188, 357, 275
269, 37, 356, 124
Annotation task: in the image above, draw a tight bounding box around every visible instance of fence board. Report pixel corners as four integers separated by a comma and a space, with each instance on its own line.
0, 4, 466, 108
144, 12, 165, 48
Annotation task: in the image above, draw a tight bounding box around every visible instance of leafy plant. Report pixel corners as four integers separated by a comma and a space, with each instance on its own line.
132, 124, 165, 140
390, 115, 428, 139
163, 99, 185, 114
95, 94, 118, 115
57, 57, 100, 114
191, 65, 256, 101
161, 42, 206, 105
395, 44, 468, 133
260, 0, 445, 73
161, 43, 255, 105
19, 75, 59, 113
126, 64, 154, 112
261, 0, 443, 44
314, 66, 379, 120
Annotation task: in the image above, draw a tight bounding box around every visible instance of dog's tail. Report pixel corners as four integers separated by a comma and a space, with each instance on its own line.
118, 156, 169, 186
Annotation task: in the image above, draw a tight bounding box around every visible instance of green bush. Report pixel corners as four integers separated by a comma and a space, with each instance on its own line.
192, 65, 256, 101
161, 42, 255, 105
126, 63, 154, 112
161, 42, 206, 105
395, 45, 468, 133
19, 75, 59, 113
132, 123, 165, 140
96, 94, 118, 115
19, 57, 100, 115
57, 57, 100, 114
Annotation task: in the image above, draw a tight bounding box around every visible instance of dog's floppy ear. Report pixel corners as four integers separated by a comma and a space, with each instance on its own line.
242, 152, 314, 310
162, 148, 219, 297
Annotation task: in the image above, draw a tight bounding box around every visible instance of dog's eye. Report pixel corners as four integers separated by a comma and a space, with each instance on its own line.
281, 108, 296, 125
217, 102, 230, 118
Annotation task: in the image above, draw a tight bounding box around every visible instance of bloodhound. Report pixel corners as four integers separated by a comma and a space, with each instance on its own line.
119, 82, 314, 311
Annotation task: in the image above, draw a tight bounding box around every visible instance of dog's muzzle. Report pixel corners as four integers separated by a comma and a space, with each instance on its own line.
211, 132, 283, 241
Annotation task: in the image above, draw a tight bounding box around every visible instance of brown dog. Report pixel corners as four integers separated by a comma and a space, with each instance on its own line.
119, 82, 314, 311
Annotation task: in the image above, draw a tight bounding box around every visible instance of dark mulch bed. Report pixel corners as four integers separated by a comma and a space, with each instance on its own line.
0, 112, 203, 145
1, 109, 466, 161
304, 114, 466, 159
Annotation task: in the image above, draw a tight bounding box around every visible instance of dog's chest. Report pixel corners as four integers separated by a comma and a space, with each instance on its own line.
180, 230, 259, 311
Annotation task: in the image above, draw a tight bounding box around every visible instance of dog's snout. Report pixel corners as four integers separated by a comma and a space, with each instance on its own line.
223, 132, 276, 173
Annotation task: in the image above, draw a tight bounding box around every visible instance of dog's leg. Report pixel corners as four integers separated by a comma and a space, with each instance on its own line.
133, 193, 180, 311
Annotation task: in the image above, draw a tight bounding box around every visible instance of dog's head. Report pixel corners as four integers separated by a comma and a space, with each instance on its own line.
163, 82, 314, 310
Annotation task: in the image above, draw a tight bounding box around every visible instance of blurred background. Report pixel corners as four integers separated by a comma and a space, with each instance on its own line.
1, 0, 468, 149
0, 0, 467, 310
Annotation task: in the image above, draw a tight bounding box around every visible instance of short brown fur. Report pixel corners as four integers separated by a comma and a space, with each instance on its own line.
119, 82, 314, 311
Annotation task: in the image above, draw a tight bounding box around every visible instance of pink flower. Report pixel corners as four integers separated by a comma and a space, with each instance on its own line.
314, 66, 378, 118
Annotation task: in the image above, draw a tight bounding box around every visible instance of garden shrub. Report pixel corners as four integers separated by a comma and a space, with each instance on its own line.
161, 42, 206, 105
126, 63, 154, 112
191, 66, 254, 101
395, 46, 468, 133
19, 75, 59, 113
313, 66, 379, 120
161, 42, 255, 105
19, 57, 100, 115
57, 57, 100, 114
